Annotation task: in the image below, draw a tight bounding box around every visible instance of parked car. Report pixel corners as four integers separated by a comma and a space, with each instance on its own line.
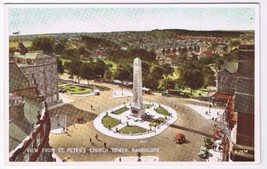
198, 146, 208, 158
174, 133, 186, 144
162, 92, 171, 97
76, 115, 84, 124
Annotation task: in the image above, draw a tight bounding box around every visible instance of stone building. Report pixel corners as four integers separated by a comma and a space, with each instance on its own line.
230, 45, 255, 161
9, 63, 54, 161
212, 45, 255, 161
217, 62, 238, 95
10, 46, 60, 106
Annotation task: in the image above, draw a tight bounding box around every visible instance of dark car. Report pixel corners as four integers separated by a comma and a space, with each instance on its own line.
162, 92, 171, 97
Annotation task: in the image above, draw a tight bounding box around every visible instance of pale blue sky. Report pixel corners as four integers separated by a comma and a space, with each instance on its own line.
8, 5, 256, 35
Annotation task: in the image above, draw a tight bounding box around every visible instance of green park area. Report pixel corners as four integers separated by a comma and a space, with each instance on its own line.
149, 117, 166, 127
101, 115, 120, 128
9, 40, 32, 48
119, 125, 147, 134
112, 107, 129, 115
180, 88, 210, 97
155, 106, 169, 116
58, 82, 92, 95
103, 60, 117, 73
144, 104, 152, 109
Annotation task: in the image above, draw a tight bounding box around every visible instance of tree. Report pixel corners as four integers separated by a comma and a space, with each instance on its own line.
93, 59, 107, 78
204, 74, 216, 88
57, 59, 64, 74
202, 66, 216, 87
104, 69, 114, 81
180, 69, 204, 95
68, 59, 82, 82
158, 77, 176, 90
31, 36, 55, 54
162, 64, 174, 75
144, 65, 165, 89
80, 63, 94, 85
114, 64, 132, 82
62, 48, 79, 59
54, 39, 67, 54
175, 79, 186, 90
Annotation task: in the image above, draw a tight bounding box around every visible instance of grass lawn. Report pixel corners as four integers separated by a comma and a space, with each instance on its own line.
180, 88, 209, 97
101, 115, 120, 128
104, 60, 117, 73
112, 107, 129, 115
149, 117, 166, 127
155, 106, 169, 116
9, 40, 32, 48
144, 104, 152, 109
119, 125, 147, 134
59, 84, 92, 95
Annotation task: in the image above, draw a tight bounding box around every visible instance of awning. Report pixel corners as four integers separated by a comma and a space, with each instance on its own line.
212, 92, 233, 100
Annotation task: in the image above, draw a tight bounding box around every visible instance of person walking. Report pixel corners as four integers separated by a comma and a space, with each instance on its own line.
95, 134, 98, 140
104, 142, 107, 148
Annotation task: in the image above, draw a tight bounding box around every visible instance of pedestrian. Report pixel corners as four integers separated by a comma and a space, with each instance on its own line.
104, 142, 107, 148
119, 157, 121, 162
91, 105, 93, 110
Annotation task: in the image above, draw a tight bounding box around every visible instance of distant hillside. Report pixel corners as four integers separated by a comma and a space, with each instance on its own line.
9, 29, 253, 41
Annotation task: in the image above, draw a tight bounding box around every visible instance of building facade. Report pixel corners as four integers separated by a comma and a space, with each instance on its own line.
10, 50, 60, 106
230, 45, 255, 161
9, 63, 54, 162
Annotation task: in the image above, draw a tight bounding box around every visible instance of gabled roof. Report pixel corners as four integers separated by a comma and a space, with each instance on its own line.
220, 62, 238, 73
9, 63, 30, 92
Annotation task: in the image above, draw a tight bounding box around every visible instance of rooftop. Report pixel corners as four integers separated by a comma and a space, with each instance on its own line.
9, 63, 30, 92
220, 62, 238, 74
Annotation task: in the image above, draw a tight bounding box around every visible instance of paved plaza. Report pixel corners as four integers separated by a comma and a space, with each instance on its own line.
48, 74, 220, 162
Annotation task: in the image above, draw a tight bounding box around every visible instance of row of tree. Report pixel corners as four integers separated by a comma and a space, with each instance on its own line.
30, 35, 219, 95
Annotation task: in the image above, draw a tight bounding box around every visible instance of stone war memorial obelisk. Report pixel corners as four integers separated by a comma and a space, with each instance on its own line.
131, 58, 145, 118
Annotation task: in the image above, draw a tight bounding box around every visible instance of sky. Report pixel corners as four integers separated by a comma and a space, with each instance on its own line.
7, 4, 256, 35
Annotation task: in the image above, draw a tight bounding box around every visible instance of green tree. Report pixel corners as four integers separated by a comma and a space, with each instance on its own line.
162, 64, 174, 75
180, 69, 204, 95
114, 64, 132, 82
104, 69, 114, 81
31, 36, 55, 54
93, 59, 107, 79
57, 59, 64, 74
80, 63, 95, 85
144, 65, 165, 89
158, 77, 176, 90
62, 48, 79, 59
54, 39, 67, 54
68, 59, 82, 82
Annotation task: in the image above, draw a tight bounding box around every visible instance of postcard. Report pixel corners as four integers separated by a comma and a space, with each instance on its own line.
3, 1, 260, 167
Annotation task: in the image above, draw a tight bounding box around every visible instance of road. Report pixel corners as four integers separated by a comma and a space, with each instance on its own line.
48, 75, 215, 162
